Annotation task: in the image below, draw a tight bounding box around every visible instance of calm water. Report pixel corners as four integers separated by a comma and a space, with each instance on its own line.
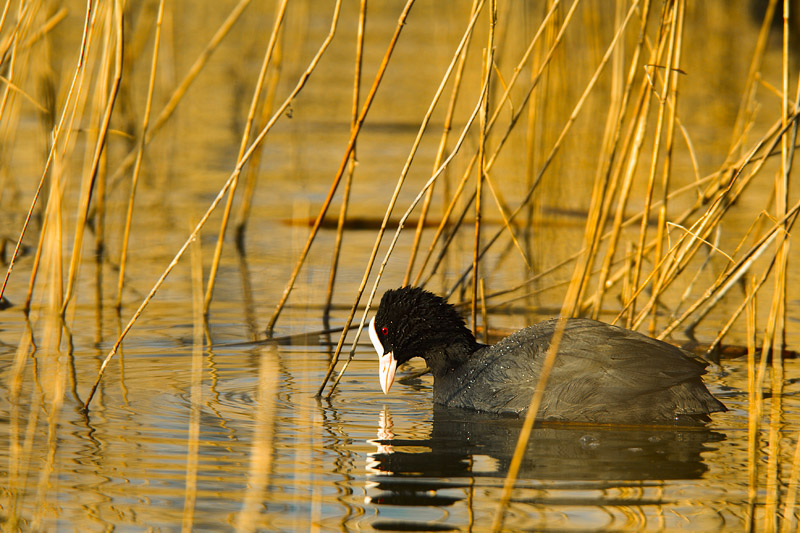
1, 1, 799, 530
0, 315, 775, 530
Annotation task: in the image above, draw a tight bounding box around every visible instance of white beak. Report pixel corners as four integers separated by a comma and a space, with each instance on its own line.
369, 316, 397, 394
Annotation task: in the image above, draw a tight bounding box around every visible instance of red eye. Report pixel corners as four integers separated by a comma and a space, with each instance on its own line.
381, 327, 389, 336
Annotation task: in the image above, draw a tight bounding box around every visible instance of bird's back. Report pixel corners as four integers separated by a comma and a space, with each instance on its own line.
433, 318, 726, 424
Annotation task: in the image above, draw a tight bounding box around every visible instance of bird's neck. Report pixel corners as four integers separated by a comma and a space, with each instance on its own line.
423, 337, 483, 377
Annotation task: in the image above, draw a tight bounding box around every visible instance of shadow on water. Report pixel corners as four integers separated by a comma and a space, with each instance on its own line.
366, 406, 725, 528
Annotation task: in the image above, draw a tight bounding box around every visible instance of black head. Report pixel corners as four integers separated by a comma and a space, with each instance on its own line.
369, 286, 478, 393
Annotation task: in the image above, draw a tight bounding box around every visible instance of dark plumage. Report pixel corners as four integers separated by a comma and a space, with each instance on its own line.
369, 287, 727, 425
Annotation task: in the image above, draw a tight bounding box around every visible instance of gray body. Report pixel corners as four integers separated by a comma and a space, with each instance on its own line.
431, 318, 725, 424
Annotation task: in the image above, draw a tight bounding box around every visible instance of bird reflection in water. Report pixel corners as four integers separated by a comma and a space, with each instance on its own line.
366, 405, 725, 529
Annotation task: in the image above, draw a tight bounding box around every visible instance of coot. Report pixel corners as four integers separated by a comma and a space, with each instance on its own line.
369, 287, 726, 424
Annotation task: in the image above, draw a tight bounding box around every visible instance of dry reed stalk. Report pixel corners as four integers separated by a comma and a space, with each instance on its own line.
415, 1, 578, 291
563, 0, 651, 318
410, 0, 564, 285
730, 0, 779, 157
323, 55, 490, 396
266, 0, 411, 335
24, 161, 63, 312
0, 72, 48, 115
624, 192, 781, 334
1, 0, 42, 72
582, 151, 762, 323
647, 0, 684, 335
182, 220, 204, 533
591, 24, 666, 318
322, 5, 491, 394
764, 5, 791, 526
447, 0, 638, 298
614, 108, 794, 334
203, 0, 289, 316
491, 316, 568, 531
483, 172, 531, 270
91, 9, 112, 305
234, 17, 285, 250
19, 8, 67, 52
61, 0, 123, 314
324, 0, 367, 319
0, 0, 11, 37
746, 277, 759, 532
627, 0, 681, 328
656, 201, 799, 342
94, 148, 106, 257
105, 0, 254, 188
0, 0, 98, 302
648, 175, 798, 328
460, 13, 573, 277
637, 118, 732, 328
479, 277, 488, 343
409, 0, 563, 289
83, 0, 344, 410
476, 254, 580, 312
417, 172, 477, 289
521, 1, 554, 282
0, 4, 24, 120
749, 206, 795, 531
403, 0, 481, 286
115, 0, 165, 309
634, 109, 798, 333
701, 227, 775, 358
473, 9, 496, 330
237, 249, 261, 341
